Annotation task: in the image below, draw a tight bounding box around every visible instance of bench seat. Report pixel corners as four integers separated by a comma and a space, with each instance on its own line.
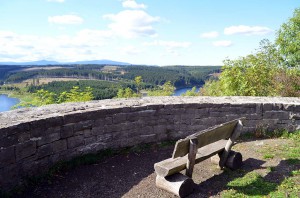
154, 139, 227, 177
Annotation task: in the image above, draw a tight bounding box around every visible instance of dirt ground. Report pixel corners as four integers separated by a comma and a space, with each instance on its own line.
17, 138, 300, 198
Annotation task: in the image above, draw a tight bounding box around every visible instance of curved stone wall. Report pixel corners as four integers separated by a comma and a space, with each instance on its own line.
1, 96, 300, 190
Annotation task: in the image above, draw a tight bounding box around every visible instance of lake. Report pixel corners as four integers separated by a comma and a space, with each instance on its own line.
0, 94, 20, 112
173, 87, 200, 96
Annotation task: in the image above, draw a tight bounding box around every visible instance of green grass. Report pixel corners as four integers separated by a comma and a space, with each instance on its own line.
263, 153, 275, 159
222, 130, 300, 198
222, 171, 300, 198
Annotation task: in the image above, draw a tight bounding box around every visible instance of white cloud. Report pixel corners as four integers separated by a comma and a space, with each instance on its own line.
122, 0, 146, 9
48, 15, 83, 25
224, 25, 273, 36
143, 40, 191, 49
47, 0, 65, 3
119, 46, 141, 55
103, 10, 159, 38
200, 31, 219, 38
212, 40, 233, 47
0, 29, 113, 62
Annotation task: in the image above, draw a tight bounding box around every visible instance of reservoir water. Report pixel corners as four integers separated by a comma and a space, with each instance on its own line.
173, 87, 200, 96
0, 94, 20, 112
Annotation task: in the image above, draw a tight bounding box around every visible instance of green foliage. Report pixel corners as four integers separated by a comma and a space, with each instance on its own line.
134, 76, 143, 94
276, 8, 300, 67
224, 172, 277, 196
116, 87, 140, 98
201, 39, 300, 97
28, 80, 122, 100
181, 86, 199, 96
147, 81, 175, 96
16, 86, 94, 107
201, 8, 300, 97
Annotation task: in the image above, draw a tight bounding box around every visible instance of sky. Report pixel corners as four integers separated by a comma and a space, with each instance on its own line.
0, 0, 299, 66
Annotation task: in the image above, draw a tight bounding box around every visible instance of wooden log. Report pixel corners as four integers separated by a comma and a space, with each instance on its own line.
219, 119, 243, 169
156, 173, 195, 198
185, 138, 198, 177
155, 140, 227, 177
226, 151, 243, 170
211, 151, 243, 170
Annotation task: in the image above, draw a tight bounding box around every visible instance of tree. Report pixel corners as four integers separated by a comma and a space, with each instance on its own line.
182, 87, 199, 96
13, 86, 94, 108
276, 8, 300, 67
135, 76, 143, 94
148, 81, 175, 96
116, 87, 139, 98
200, 40, 282, 97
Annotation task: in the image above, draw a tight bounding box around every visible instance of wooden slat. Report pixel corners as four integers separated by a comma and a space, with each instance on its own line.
172, 118, 245, 158
155, 139, 227, 177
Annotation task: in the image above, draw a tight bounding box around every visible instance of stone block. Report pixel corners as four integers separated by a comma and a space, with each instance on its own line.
52, 139, 67, 153
153, 125, 167, 134
74, 130, 84, 136
97, 133, 113, 142
61, 123, 74, 138
209, 112, 226, 117
243, 119, 259, 127
37, 144, 52, 159
37, 132, 60, 146
246, 114, 262, 120
16, 140, 36, 161
94, 118, 105, 127
113, 113, 127, 123
67, 135, 84, 149
84, 136, 97, 145
0, 146, 15, 168
74, 120, 93, 131
18, 132, 30, 143
226, 115, 241, 121
0, 135, 18, 148
104, 117, 113, 125
83, 129, 92, 137
91, 126, 104, 136
263, 111, 290, 120
63, 112, 84, 124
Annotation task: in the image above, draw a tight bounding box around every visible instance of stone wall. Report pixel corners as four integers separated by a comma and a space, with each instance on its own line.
1, 96, 300, 190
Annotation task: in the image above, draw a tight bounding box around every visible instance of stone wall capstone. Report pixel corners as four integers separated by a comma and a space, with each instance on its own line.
0, 96, 300, 190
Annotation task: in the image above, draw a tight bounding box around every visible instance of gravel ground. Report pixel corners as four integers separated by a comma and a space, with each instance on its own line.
17, 138, 299, 198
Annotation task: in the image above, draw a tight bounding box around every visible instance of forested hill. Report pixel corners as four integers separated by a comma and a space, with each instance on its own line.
0, 65, 221, 88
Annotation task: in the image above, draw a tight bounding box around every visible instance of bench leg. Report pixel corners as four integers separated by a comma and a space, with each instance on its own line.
211, 151, 243, 170
186, 138, 198, 177
156, 173, 195, 198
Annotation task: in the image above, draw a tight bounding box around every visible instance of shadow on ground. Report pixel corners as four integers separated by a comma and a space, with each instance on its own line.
15, 144, 299, 198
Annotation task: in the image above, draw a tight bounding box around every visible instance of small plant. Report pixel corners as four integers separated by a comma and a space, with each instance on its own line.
254, 123, 268, 138
263, 154, 275, 159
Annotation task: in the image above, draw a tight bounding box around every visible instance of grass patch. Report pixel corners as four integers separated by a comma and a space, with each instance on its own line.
223, 130, 300, 198
257, 130, 300, 163
222, 172, 300, 198
263, 154, 275, 159
222, 172, 277, 197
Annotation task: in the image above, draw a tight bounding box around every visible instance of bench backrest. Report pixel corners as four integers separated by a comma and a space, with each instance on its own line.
172, 118, 244, 158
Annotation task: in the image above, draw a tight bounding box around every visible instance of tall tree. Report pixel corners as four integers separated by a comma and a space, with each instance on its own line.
276, 8, 300, 68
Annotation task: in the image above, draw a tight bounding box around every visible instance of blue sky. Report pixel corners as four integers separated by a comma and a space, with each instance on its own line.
0, 0, 298, 65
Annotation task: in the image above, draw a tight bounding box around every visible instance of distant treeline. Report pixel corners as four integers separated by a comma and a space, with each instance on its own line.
27, 80, 154, 100
1, 65, 221, 88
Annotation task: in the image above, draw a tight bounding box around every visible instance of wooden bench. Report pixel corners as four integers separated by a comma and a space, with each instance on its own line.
154, 118, 245, 197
